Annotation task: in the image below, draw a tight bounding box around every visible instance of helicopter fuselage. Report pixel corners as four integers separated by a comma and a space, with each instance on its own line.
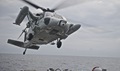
25, 12, 80, 47
7, 5, 81, 55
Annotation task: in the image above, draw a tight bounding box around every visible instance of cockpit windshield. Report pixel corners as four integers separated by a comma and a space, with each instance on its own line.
53, 13, 63, 19
45, 12, 66, 20
45, 12, 53, 17
53, 13, 67, 20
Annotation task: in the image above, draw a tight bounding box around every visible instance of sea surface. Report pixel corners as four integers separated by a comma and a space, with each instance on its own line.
0, 54, 120, 71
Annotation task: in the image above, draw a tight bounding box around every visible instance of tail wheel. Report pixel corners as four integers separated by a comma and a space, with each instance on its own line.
57, 40, 62, 48
23, 48, 27, 55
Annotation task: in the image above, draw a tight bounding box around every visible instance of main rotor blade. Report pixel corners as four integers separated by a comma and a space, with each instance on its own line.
21, 0, 46, 11
51, 0, 96, 11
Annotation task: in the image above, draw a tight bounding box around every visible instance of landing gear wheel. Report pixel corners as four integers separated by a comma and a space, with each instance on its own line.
23, 51, 26, 55
23, 48, 27, 55
57, 40, 62, 48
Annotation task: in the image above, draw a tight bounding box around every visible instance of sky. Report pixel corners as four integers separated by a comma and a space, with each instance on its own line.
0, 0, 120, 57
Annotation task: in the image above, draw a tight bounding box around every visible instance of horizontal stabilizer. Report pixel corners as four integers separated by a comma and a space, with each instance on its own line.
7, 39, 24, 47
7, 39, 39, 50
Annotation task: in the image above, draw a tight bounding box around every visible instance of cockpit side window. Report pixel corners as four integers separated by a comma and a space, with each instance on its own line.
53, 14, 63, 19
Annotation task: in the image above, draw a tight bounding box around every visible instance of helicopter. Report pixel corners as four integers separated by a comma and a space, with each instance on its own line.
7, 0, 81, 55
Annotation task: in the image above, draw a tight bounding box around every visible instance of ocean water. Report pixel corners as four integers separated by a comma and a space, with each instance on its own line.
0, 54, 120, 71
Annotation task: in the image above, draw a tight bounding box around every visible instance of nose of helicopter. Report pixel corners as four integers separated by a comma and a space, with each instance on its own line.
74, 24, 81, 30
66, 24, 81, 35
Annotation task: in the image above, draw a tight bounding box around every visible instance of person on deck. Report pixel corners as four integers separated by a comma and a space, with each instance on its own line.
92, 66, 102, 71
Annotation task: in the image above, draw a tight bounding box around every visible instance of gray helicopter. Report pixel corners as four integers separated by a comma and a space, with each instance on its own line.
7, 0, 81, 55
